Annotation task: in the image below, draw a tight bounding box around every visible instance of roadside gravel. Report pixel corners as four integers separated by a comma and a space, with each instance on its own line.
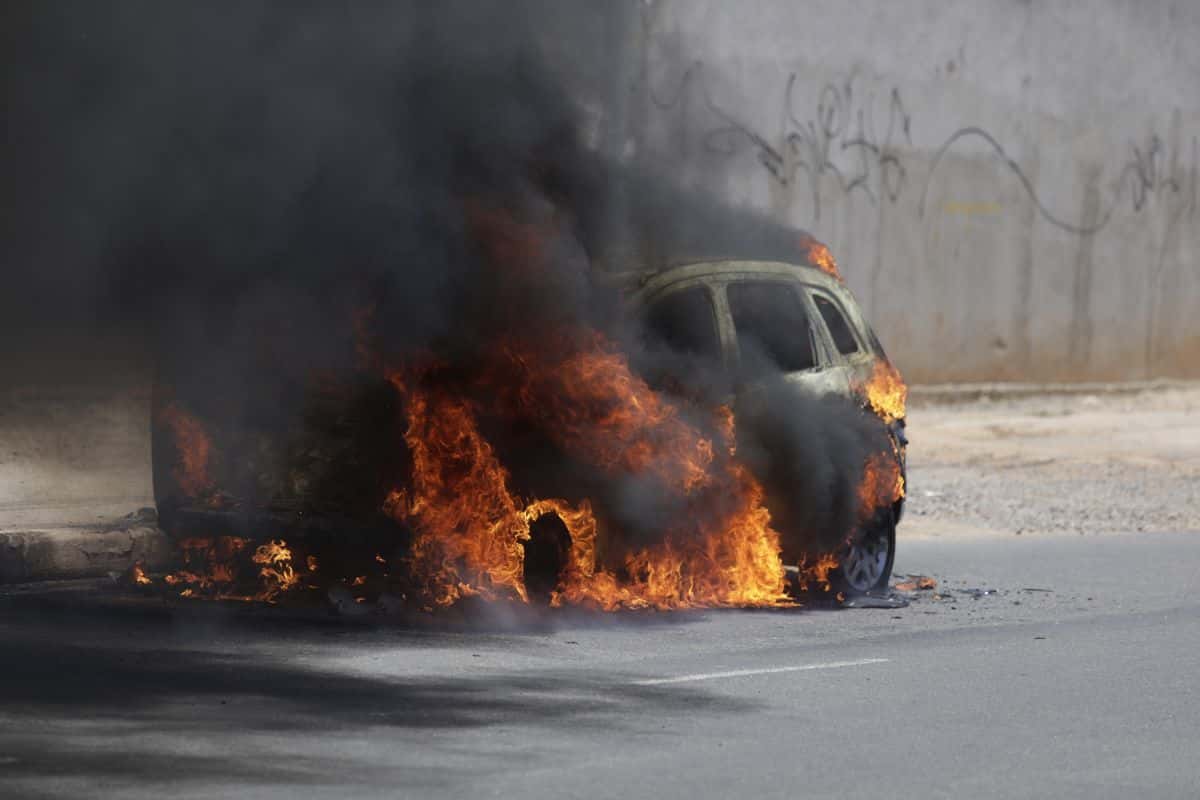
902, 383, 1200, 537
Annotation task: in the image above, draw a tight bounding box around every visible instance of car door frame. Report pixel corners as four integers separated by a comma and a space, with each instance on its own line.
713, 272, 846, 397
800, 282, 881, 391
632, 274, 738, 377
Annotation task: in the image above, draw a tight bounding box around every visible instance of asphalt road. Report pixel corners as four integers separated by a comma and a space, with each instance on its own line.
1, 530, 1198, 799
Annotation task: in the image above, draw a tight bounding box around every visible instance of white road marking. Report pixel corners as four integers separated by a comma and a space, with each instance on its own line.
631, 657, 889, 686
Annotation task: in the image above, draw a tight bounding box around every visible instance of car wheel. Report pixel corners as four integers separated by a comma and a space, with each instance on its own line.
832, 509, 896, 595
523, 513, 572, 604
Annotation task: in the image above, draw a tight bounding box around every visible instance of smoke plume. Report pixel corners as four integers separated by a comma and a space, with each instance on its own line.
2, 1, 895, 594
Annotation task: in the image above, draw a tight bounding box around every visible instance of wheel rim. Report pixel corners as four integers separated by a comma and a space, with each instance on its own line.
842, 532, 890, 592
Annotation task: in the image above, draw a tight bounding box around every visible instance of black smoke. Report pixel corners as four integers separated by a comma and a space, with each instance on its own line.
1, 1, 895, 570
1, 2, 624, 346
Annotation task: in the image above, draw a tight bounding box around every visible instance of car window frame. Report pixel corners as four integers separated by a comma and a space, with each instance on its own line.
719, 277, 831, 376
637, 280, 731, 370
807, 288, 870, 365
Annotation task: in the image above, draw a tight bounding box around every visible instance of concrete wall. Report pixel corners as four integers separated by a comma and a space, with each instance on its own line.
0, 331, 154, 531
625, 0, 1200, 382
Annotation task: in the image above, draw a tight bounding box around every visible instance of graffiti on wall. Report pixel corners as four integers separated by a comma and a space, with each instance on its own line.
649, 63, 912, 221
920, 126, 1198, 235
645, 62, 1198, 236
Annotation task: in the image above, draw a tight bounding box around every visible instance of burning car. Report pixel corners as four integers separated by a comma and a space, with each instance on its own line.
147, 221, 906, 609
142, 96, 906, 610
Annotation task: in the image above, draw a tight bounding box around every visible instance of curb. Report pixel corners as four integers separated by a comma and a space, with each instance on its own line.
908, 378, 1196, 406
0, 512, 170, 584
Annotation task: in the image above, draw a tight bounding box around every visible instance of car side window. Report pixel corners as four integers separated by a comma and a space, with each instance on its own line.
642, 287, 721, 362
814, 294, 861, 356
726, 281, 817, 375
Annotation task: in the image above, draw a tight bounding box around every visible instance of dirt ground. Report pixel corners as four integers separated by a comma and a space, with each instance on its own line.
902, 383, 1200, 538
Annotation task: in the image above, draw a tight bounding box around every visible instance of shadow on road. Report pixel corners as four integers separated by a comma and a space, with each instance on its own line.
0, 591, 757, 793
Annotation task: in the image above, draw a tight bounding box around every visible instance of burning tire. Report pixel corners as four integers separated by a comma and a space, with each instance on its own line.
523, 513, 572, 604
832, 509, 896, 595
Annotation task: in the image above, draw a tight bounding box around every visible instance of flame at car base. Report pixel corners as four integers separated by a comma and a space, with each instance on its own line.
382, 332, 791, 611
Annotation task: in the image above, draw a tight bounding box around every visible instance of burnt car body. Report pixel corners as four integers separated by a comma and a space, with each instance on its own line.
625, 259, 905, 593
150, 147, 906, 598
151, 256, 905, 598
631, 260, 885, 403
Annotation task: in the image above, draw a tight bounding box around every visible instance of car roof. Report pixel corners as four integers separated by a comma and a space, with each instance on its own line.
627, 259, 846, 300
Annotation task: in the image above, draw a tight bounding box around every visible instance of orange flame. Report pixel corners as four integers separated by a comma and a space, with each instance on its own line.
157, 403, 214, 498
858, 451, 905, 519
252, 540, 299, 601
494, 333, 717, 493
130, 562, 152, 586
799, 235, 843, 281
382, 383, 535, 607
862, 360, 907, 423
383, 333, 794, 610
856, 360, 908, 504
158, 536, 299, 603
793, 552, 839, 592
